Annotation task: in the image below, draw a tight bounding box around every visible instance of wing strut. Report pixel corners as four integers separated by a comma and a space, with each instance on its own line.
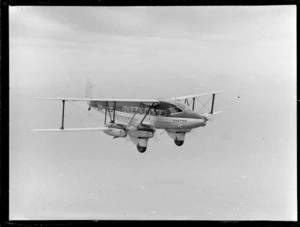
210, 94, 215, 114
192, 97, 195, 111
60, 100, 66, 130
128, 103, 143, 126
139, 103, 155, 125
104, 101, 108, 124
112, 101, 116, 123
103, 101, 114, 124
127, 102, 155, 128
107, 104, 112, 122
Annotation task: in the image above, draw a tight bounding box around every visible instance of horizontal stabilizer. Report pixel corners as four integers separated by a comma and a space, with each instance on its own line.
31, 127, 109, 132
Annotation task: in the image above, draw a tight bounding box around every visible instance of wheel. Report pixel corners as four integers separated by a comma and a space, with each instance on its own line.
174, 140, 184, 146
137, 145, 147, 153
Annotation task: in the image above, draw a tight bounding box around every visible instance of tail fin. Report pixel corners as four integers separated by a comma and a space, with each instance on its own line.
85, 77, 95, 99
85, 77, 96, 107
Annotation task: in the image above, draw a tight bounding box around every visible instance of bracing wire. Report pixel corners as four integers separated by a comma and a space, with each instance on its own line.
197, 96, 212, 113
66, 100, 103, 123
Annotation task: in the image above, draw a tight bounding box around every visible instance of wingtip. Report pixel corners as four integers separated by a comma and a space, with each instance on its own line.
212, 110, 223, 115
213, 90, 224, 94
33, 97, 48, 100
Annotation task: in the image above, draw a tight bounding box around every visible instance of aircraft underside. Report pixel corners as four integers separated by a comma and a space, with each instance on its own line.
93, 107, 198, 153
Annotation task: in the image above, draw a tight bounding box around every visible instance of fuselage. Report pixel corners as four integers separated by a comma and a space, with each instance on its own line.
89, 100, 206, 130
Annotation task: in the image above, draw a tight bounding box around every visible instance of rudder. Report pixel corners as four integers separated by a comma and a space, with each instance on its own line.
85, 77, 96, 107
85, 77, 95, 99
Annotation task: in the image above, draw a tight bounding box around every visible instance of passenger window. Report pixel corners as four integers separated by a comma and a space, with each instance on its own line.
138, 108, 143, 114
161, 110, 166, 116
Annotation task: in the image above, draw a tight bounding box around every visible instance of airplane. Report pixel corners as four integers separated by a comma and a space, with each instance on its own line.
32, 78, 223, 153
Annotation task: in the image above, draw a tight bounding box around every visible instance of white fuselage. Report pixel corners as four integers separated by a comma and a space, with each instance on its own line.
93, 107, 205, 131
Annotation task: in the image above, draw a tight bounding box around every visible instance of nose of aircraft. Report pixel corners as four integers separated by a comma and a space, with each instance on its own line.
187, 111, 206, 128
169, 111, 206, 128
186, 111, 203, 119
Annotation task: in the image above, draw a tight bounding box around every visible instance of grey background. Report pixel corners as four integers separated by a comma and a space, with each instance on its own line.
9, 6, 296, 220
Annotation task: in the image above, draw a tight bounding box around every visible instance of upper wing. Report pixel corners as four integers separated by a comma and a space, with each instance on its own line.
31, 127, 109, 132
35, 97, 159, 105
168, 90, 224, 101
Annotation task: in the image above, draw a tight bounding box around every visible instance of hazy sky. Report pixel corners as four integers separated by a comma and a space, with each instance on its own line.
9, 6, 296, 220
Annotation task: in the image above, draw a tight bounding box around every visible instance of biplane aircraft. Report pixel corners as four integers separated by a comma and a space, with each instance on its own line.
33, 79, 223, 153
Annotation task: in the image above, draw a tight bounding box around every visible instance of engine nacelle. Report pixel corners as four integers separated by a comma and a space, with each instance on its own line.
167, 131, 186, 141
167, 131, 186, 146
103, 123, 127, 138
128, 128, 155, 153
129, 137, 149, 153
128, 129, 154, 138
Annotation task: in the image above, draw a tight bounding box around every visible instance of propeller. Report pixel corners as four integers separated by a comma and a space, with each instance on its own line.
160, 129, 166, 135
153, 131, 160, 143
190, 111, 222, 138
190, 128, 200, 138
153, 129, 166, 142
202, 113, 214, 122
202, 111, 223, 123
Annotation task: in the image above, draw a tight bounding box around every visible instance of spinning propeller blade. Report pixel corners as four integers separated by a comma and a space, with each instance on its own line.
203, 111, 223, 121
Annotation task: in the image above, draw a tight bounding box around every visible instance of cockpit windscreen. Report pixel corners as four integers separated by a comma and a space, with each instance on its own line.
175, 102, 190, 111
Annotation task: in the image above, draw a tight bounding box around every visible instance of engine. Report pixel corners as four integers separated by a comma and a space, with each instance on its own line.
103, 123, 127, 138
167, 131, 187, 146
128, 127, 155, 153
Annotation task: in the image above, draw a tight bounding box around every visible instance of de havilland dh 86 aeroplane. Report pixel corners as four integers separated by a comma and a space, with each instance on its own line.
33, 79, 223, 153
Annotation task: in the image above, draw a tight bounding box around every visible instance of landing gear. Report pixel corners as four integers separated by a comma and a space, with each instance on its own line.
174, 140, 184, 146
137, 145, 147, 153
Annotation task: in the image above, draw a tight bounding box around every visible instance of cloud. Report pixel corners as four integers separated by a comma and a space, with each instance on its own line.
9, 5, 296, 54
9, 6, 74, 41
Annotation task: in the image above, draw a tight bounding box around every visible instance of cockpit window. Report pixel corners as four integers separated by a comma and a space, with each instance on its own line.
168, 107, 182, 114
175, 103, 190, 111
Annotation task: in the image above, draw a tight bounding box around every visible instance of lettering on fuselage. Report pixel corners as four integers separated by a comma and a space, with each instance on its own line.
92, 101, 192, 119
97, 104, 167, 117
173, 119, 187, 122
